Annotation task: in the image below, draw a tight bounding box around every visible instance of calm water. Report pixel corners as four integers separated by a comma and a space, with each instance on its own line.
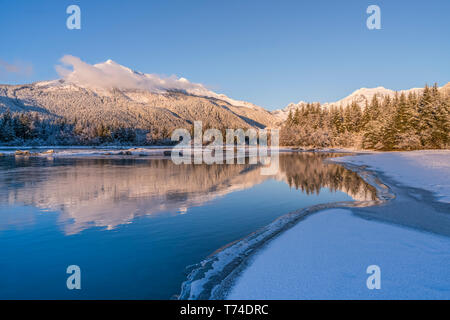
0, 152, 376, 299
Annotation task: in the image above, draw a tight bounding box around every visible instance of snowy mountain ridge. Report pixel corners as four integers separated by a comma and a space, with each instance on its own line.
0, 57, 278, 133
272, 85, 427, 121
1, 55, 448, 129
54, 55, 264, 111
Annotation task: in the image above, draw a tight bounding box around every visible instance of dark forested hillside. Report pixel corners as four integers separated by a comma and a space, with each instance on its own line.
0, 110, 154, 146
280, 84, 449, 150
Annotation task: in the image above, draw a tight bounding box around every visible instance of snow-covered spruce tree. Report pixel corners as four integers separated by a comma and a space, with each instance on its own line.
416, 85, 435, 148
362, 95, 383, 149
428, 84, 450, 148
279, 84, 449, 150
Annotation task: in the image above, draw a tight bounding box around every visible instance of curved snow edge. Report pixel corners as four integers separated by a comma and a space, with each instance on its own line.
177, 159, 394, 300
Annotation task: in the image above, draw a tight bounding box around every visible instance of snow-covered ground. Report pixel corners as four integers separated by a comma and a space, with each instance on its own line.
226, 150, 450, 300
227, 208, 450, 299
332, 150, 450, 203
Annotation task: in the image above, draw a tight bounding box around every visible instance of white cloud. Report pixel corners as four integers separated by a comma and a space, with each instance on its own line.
55, 55, 213, 96
54, 55, 261, 109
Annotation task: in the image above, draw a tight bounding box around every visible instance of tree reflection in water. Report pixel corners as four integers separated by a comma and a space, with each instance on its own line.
0, 153, 376, 234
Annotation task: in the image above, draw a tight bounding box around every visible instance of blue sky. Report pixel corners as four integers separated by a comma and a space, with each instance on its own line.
1, 0, 449, 110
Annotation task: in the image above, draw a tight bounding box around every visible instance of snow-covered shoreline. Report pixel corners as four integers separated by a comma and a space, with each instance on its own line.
224, 150, 450, 300
178, 154, 393, 300
330, 150, 450, 203
227, 207, 450, 299
179, 150, 450, 300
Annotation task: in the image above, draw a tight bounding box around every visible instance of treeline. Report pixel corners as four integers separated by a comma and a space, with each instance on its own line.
0, 111, 245, 146
280, 84, 449, 150
0, 111, 174, 146
1, 84, 448, 149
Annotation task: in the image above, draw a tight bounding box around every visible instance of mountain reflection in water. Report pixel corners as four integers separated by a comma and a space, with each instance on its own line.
0, 153, 376, 235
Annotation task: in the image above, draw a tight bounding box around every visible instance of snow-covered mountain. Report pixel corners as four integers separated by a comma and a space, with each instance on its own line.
325, 86, 422, 108
272, 86, 426, 121
57, 56, 266, 111
0, 56, 277, 130
1, 55, 446, 130
272, 101, 309, 122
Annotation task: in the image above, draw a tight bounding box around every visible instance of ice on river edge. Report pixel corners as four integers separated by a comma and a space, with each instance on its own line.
331, 150, 450, 203
180, 150, 450, 300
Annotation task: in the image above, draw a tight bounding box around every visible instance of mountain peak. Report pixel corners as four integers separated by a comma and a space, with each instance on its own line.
55, 55, 264, 110
351, 86, 389, 95
272, 85, 427, 121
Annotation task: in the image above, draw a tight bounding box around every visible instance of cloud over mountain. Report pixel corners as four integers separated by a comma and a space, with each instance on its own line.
55, 55, 213, 96
54, 55, 268, 111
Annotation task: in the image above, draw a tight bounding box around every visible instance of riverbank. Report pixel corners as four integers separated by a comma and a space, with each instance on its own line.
225, 150, 450, 299
331, 150, 450, 203
0, 146, 297, 158
179, 150, 450, 300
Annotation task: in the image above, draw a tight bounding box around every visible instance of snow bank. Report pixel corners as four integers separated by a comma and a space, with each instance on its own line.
225, 151, 450, 299
228, 209, 450, 300
332, 150, 450, 203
